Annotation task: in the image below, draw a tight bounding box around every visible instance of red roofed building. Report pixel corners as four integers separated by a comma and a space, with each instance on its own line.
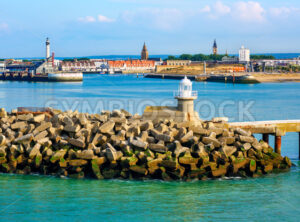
108, 60, 155, 74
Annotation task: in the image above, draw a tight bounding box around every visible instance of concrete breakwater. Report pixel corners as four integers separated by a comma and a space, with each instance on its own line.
0, 72, 83, 82
0, 108, 292, 181
144, 73, 260, 84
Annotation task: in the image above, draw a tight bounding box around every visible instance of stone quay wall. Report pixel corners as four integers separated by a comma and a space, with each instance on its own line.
0, 108, 292, 181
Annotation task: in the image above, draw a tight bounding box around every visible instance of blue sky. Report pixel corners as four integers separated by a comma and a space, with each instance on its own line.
1, 0, 300, 57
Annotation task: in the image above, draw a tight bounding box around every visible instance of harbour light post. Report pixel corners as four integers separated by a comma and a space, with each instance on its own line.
143, 75, 200, 122
175, 76, 197, 113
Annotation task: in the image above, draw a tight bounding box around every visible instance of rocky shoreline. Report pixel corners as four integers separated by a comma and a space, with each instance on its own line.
0, 108, 292, 181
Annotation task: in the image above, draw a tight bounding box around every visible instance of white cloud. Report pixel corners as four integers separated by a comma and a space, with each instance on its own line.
269, 7, 300, 17
232, 1, 265, 22
0, 23, 8, 31
98, 15, 115, 23
213, 1, 231, 16
200, 5, 211, 13
121, 11, 133, 23
200, 1, 266, 23
78, 15, 114, 23
202, 1, 231, 19
78, 16, 96, 23
121, 8, 184, 31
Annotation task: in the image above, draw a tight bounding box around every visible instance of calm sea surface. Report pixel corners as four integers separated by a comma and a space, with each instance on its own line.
0, 75, 299, 221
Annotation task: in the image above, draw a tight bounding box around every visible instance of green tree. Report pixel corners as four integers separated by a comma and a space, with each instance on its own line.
179, 54, 193, 60
166, 53, 229, 62
166, 55, 178, 60
250, 55, 275, 60
191, 54, 208, 61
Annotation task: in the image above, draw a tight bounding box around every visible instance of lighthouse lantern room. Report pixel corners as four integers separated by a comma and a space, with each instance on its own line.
175, 76, 197, 113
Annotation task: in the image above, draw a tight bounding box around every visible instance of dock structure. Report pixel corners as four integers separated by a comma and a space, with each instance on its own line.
228, 120, 300, 158
0, 71, 83, 82
144, 73, 260, 83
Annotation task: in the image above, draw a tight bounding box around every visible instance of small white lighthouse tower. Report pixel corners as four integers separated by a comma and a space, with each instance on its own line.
46, 37, 50, 60
142, 76, 200, 122
175, 76, 197, 113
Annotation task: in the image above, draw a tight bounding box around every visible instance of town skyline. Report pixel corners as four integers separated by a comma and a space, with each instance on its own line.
1, 0, 300, 57
1, 39, 295, 60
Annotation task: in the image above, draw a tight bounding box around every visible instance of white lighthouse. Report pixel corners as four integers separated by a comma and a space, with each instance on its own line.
175, 76, 198, 113
46, 37, 50, 60
142, 76, 200, 122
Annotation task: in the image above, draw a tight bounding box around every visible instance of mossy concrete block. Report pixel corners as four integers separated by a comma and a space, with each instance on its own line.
233, 158, 249, 173
129, 165, 148, 175
249, 159, 256, 173
69, 159, 88, 167
91, 159, 104, 179
35, 154, 42, 168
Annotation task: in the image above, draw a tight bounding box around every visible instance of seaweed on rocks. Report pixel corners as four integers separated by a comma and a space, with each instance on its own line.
0, 107, 292, 181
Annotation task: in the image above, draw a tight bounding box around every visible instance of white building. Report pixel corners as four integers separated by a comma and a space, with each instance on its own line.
222, 56, 239, 63
258, 59, 300, 67
166, 60, 191, 66
149, 58, 163, 66
90, 59, 109, 71
0, 61, 6, 73
239, 45, 250, 62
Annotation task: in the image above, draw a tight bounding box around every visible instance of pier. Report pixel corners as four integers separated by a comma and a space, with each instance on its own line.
228, 120, 300, 158
0, 72, 83, 82
144, 73, 199, 80
144, 73, 260, 84
0, 72, 48, 81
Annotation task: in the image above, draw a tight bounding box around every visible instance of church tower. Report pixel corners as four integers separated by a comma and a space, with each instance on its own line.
213, 39, 218, 55
141, 42, 149, 60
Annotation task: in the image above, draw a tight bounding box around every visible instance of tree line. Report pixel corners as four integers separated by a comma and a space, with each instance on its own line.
166, 54, 228, 61
62, 58, 90, 62
250, 55, 275, 60
165, 54, 276, 61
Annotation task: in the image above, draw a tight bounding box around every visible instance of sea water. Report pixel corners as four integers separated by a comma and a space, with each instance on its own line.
0, 75, 299, 221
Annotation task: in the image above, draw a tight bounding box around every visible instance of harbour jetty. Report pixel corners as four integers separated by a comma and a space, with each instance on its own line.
0, 107, 292, 180
144, 73, 260, 84
229, 120, 300, 158
0, 38, 83, 82
0, 72, 83, 82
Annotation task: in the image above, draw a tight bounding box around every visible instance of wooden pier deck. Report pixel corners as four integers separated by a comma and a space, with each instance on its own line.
228, 120, 300, 158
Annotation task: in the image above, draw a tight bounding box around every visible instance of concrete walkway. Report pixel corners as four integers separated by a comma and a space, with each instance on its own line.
228, 120, 300, 158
